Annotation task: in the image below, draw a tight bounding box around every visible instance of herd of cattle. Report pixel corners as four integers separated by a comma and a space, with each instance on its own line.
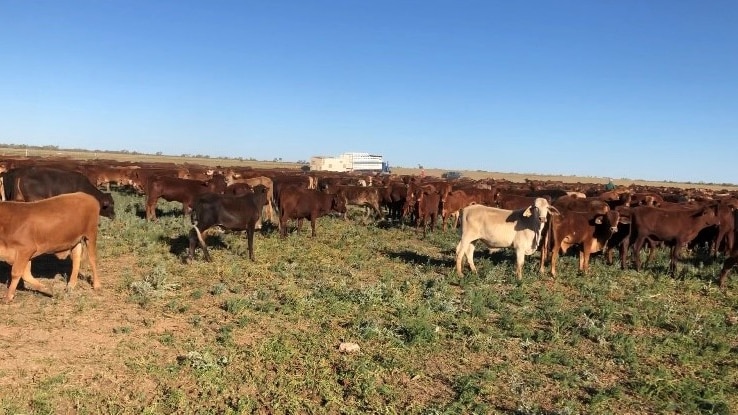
1, 155, 738, 301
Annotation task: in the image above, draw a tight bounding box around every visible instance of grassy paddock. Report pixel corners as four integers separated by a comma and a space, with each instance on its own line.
0, 189, 736, 414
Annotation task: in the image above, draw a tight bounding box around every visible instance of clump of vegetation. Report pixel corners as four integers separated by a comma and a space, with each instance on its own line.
129, 264, 180, 305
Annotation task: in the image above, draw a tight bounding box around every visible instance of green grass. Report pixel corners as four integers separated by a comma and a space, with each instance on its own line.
1, 189, 737, 414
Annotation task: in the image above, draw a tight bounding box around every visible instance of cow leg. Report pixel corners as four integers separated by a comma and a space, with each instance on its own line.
632, 237, 646, 272
515, 249, 525, 279
267, 195, 276, 224
581, 246, 592, 274
83, 235, 101, 290
21, 261, 52, 296
579, 250, 585, 272
455, 241, 477, 274
310, 216, 317, 237
6, 258, 52, 301
6, 260, 29, 302
551, 244, 561, 278
145, 196, 157, 220
67, 243, 83, 289
183, 205, 192, 223
642, 241, 657, 266
465, 243, 478, 274
669, 245, 680, 276
279, 216, 288, 238
727, 232, 735, 256
246, 226, 255, 261
373, 204, 384, 221
718, 253, 738, 288
297, 218, 304, 234
539, 238, 548, 275
619, 239, 629, 270
455, 242, 466, 274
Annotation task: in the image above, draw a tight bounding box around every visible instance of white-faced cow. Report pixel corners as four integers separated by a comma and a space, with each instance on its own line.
455, 198, 557, 279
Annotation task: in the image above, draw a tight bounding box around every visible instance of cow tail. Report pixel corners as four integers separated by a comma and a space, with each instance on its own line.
192, 224, 207, 250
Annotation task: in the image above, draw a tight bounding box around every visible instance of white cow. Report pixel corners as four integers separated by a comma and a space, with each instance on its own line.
455, 198, 557, 278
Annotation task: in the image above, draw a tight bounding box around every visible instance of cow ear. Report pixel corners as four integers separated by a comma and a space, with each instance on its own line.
618, 216, 631, 224
523, 206, 532, 217
594, 216, 603, 224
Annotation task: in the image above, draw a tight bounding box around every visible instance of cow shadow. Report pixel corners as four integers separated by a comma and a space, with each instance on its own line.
0, 254, 78, 291
383, 249, 455, 268
160, 234, 227, 257
438, 246, 518, 263
161, 224, 275, 259
131, 205, 183, 220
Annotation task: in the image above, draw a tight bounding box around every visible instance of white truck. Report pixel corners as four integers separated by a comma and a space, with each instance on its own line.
310, 152, 391, 174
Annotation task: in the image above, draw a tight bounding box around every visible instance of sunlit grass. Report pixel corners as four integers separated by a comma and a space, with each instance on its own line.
1, 189, 737, 414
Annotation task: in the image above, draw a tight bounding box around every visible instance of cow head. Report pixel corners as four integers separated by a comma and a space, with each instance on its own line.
593, 210, 621, 235
100, 193, 116, 219
206, 174, 228, 193
524, 197, 555, 223
697, 202, 721, 227
332, 193, 347, 214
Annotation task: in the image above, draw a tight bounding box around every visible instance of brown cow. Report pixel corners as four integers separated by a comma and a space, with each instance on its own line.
440, 190, 477, 230
189, 185, 269, 262
711, 198, 738, 256
543, 201, 622, 277
227, 176, 275, 223
628, 203, 720, 274
331, 185, 383, 221
410, 190, 441, 236
497, 194, 546, 210
0, 192, 100, 301
278, 188, 347, 238
145, 175, 227, 220
381, 181, 408, 222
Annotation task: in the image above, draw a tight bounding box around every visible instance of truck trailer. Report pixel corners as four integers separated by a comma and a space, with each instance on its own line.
310, 152, 390, 174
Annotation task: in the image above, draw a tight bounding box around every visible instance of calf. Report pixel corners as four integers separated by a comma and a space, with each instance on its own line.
440, 190, 477, 230
543, 202, 622, 277
327, 185, 383, 221
189, 185, 269, 262
381, 182, 408, 222
712, 198, 738, 256
628, 203, 720, 274
227, 176, 275, 223
278, 188, 347, 238
0, 192, 101, 301
455, 198, 557, 279
145, 175, 227, 220
411, 190, 441, 236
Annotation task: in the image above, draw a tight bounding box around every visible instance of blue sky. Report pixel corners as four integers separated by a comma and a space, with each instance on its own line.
1, 1, 736, 184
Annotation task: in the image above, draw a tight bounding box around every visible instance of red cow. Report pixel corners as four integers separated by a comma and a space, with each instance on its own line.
145, 175, 227, 220
278, 188, 347, 237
